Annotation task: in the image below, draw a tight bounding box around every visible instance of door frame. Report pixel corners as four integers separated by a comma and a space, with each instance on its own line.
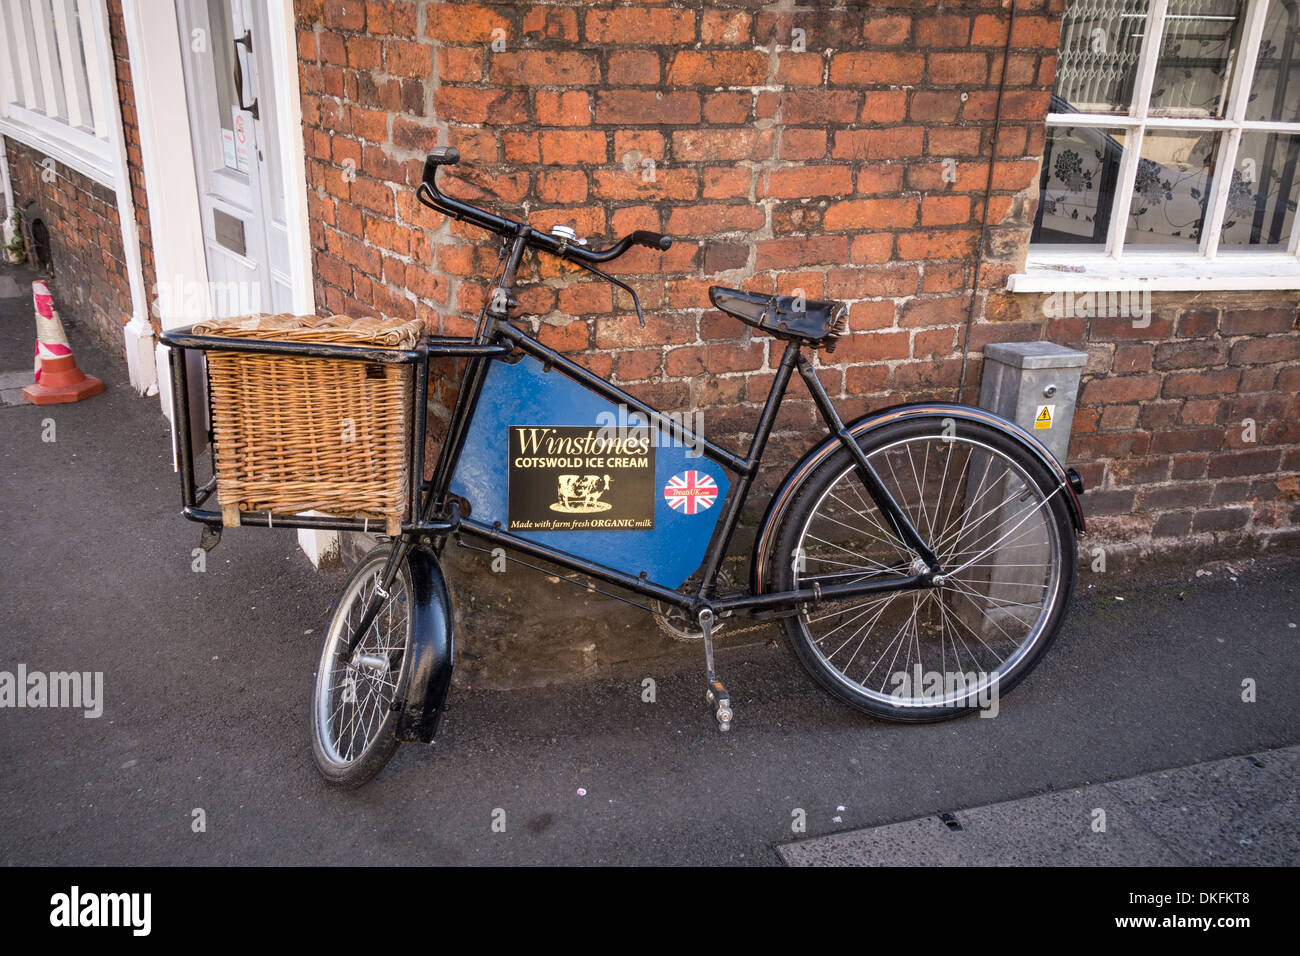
123, 0, 331, 561
122, 0, 314, 336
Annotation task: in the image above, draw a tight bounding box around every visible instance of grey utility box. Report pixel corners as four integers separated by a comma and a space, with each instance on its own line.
979, 342, 1088, 461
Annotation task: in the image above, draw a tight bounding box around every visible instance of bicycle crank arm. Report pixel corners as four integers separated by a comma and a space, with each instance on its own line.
697, 608, 734, 732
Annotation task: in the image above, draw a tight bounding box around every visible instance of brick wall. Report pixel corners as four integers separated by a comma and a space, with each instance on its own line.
107, 0, 159, 330
294, 0, 1299, 566
4, 139, 133, 349
1036, 293, 1300, 563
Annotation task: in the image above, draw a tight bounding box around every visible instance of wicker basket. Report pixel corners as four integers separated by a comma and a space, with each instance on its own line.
192, 314, 425, 536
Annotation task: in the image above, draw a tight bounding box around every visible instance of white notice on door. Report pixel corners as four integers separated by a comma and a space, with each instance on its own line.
221, 128, 238, 170
232, 108, 254, 173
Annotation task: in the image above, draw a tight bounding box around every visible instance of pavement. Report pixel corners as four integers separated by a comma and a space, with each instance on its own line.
0, 258, 1297, 866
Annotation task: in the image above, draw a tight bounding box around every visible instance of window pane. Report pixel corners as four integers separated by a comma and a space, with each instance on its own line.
1220, 132, 1300, 247
1033, 125, 1129, 244
1053, 0, 1152, 114
1125, 129, 1220, 248
1245, 0, 1300, 123
207, 0, 237, 134
1149, 0, 1246, 119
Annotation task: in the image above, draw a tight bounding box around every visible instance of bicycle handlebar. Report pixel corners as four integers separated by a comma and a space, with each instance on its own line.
416, 147, 673, 265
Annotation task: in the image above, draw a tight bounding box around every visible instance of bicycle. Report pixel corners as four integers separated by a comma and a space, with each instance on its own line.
163, 147, 1086, 788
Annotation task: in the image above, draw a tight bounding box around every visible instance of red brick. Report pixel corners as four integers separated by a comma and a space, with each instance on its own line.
607, 51, 660, 86
585, 8, 695, 44
779, 128, 827, 161
538, 130, 606, 166
522, 5, 578, 41
594, 91, 701, 125
830, 52, 923, 86
426, 3, 508, 42
433, 87, 525, 125
754, 236, 849, 271
668, 50, 768, 86
535, 169, 587, 204
1081, 374, 1161, 404
916, 15, 971, 48
324, 0, 365, 31
491, 51, 599, 86
780, 90, 860, 124
701, 10, 752, 44
1010, 16, 1063, 49
896, 229, 978, 260
920, 195, 971, 226
536, 90, 591, 126
759, 166, 854, 199
1221, 307, 1296, 335
928, 53, 989, 85
1163, 369, 1241, 398
667, 204, 764, 235
824, 198, 918, 231
385, 40, 431, 78
776, 52, 824, 86
862, 15, 911, 45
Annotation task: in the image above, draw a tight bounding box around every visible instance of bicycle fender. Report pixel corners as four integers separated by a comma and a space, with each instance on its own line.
395, 546, 455, 744
750, 402, 1086, 594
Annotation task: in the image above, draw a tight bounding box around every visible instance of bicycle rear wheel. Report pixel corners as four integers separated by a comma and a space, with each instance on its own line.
771, 417, 1076, 721
311, 544, 412, 787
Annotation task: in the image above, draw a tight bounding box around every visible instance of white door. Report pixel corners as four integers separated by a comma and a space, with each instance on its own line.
175, 0, 294, 318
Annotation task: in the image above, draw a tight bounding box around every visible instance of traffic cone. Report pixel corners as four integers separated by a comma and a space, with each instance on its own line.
22, 280, 104, 405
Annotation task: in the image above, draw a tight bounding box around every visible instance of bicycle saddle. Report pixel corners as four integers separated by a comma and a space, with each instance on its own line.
709, 286, 848, 353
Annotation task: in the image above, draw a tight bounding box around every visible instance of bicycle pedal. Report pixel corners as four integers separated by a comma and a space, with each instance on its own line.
707, 679, 733, 732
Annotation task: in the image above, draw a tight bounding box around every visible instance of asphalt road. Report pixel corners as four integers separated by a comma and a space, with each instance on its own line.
1, 266, 1297, 865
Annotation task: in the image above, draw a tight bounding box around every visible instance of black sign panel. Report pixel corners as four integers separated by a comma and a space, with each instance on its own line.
507, 425, 655, 531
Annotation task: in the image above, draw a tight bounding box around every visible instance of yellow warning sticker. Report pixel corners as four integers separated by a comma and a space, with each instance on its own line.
1034, 404, 1055, 430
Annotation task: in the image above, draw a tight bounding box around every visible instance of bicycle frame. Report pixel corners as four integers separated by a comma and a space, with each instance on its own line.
419, 228, 940, 620
160, 257, 943, 627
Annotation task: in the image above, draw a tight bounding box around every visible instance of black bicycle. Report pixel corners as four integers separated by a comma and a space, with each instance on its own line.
164, 147, 1086, 788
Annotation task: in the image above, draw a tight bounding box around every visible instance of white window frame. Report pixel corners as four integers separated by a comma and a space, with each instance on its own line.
0, 0, 116, 186
1011, 0, 1300, 292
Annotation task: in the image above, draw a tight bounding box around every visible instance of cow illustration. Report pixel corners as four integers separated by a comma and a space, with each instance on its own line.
555, 474, 610, 511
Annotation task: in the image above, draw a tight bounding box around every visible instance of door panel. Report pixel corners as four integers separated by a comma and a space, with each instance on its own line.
176, 0, 291, 318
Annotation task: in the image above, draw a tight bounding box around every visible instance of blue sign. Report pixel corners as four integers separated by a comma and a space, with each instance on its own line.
450, 354, 730, 588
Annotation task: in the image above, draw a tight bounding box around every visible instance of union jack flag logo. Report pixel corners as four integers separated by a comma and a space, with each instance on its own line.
663, 471, 717, 515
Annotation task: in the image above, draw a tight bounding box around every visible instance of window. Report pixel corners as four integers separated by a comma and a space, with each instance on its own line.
1016, 0, 1300, 290
0, 0, 116, 184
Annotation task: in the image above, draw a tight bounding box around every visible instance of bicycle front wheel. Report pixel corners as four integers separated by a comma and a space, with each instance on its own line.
311, 544, 412, 787
771, 417, 1076, 721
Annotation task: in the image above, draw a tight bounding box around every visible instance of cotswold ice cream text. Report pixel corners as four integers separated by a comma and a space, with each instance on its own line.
0, 665, 103, 718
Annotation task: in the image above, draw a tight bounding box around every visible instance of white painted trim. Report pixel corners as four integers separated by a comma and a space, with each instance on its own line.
1010, 252, 1300, 292
78, 0, 155, 392
0, 112, 115, 185
263, 0, 331, 563
0, 134, 13, 218
1038, 0, 1300, 275
121, 0, 210, 331
1200, 0, 1271, 260
265, 0, 316, 316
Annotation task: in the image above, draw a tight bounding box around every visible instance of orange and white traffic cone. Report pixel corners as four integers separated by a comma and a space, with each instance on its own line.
22, 280, 104, 405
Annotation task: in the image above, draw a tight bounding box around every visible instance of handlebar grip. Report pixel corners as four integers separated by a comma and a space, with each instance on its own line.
422, 147, 460, 186
629, 230, 672, 252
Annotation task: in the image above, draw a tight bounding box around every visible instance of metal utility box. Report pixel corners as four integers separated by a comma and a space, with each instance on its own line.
979, 342, 1088, 462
